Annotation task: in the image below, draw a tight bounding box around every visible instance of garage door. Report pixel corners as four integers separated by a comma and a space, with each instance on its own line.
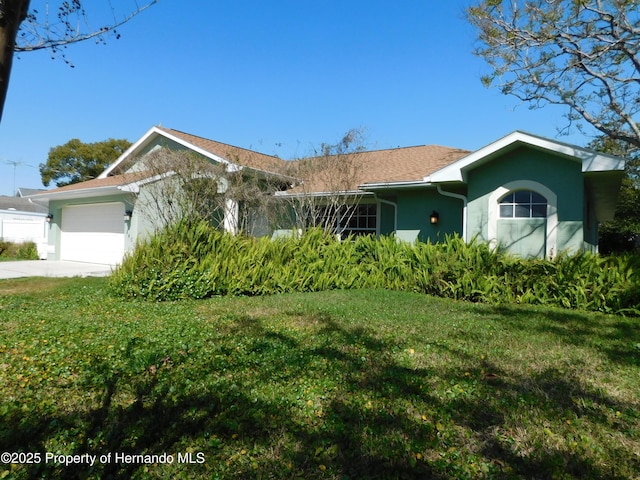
61, 203, 125, 265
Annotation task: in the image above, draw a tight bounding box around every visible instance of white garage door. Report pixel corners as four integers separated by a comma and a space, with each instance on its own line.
61, 203, 125, 265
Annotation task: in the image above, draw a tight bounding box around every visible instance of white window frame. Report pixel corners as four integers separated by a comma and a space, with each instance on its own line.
499, 190, 548, 219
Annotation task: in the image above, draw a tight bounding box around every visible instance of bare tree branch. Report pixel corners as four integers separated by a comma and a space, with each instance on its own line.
467, 0, 640, 148
15, 0, 157, 53
0, 1, 156, 122
276, 129, 369, 238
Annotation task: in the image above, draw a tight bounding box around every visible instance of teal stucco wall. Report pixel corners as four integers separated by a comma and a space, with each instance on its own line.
388, 188, 464, 243
466, 146, 585, 257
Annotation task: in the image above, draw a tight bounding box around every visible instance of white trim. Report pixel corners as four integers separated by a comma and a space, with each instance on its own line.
436, 185, 468, 242
377, 197, 397, 233
99, 126, 233, 179
429, 130, 626, 183
274, 190, 370, 198
487, 180, 557, 258
99, 126, 157, 178
361, 180, 430, 190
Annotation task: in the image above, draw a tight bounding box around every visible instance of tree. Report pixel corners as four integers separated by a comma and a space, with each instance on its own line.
133, 148, 286, 235
466, 0, 640, 147
130, 130, 368, 239
40, 138, 131, 187
588, 135, 640, 253
277, 128, 368, 238
0, 0, 156, 123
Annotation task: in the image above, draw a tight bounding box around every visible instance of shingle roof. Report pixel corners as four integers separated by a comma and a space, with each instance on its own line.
156, 127, 287, 173
358, 144, 470, 184
0, 196, 48, 213
17, 187, 47, 197
32, 127, 471, 198
283, 144, 471, 193
30, 172, 149, 196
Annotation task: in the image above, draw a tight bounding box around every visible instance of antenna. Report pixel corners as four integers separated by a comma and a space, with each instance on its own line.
4, 160, 35, 196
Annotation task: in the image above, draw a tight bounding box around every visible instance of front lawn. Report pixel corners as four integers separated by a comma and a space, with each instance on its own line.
0, 278, 638, 479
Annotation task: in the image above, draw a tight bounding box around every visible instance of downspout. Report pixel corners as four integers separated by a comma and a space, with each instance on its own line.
376, 197, 397, 233
436, 185, 468, 242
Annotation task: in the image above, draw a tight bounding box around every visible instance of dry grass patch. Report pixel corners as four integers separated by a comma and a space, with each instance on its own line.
0, 278, 63, 296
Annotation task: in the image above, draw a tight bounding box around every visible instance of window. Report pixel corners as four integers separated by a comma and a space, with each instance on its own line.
499, 190, 547, 218
341, 204, 377, 237
314, 204, 377, 238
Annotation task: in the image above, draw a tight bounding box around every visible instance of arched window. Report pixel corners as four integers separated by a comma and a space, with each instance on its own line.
499, 190, 547, 218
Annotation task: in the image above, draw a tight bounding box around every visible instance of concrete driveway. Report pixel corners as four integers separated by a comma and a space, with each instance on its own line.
0, 260, 114, 280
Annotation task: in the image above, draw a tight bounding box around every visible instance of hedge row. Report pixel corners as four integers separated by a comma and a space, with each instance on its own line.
109, 220, 640, 314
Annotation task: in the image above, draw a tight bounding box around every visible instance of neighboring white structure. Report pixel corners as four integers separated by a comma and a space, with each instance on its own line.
0, 196, 49, 259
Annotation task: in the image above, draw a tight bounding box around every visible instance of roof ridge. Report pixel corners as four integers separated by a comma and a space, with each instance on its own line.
159, 126, 471, 159
159, 126, 282, 160
355, 144, 471, 155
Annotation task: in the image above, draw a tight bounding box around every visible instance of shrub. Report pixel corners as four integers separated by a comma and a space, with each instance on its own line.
109, 220, 640, 315
0, 240, 39, 260
0, 239, 9, 256
16, 242, 39, 260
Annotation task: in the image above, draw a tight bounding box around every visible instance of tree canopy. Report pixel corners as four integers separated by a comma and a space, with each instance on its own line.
466, 0, 640, 148
40, 138, 131, 187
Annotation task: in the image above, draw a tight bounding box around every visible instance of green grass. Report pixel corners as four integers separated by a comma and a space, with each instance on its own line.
1, 278, 639, 479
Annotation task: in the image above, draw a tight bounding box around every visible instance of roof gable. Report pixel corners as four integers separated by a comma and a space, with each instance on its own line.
429, 131, 626, 183
99, 126, 286, 178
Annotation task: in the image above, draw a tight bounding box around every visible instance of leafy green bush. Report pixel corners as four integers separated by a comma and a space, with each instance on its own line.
110, 220, 640, 314
16, 241, 39, 260
0, 239, 9, 256
0, 240, 39, 260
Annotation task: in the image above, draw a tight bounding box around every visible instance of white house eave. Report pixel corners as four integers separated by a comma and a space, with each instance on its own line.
118, 172, 180, 192
100, 126, 291, 183
27, 185, 129, 201
275, 189, 373, 199
360, 180, 432, 191
429, 130, 627, 183
100, 126, 235, 179
99, 126, 159, 178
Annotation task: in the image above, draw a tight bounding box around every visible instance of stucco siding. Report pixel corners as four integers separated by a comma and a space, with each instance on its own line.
582, 195, 599, 253
395, 188, 463, 243
466, 146, 585, 257
378, 199, 396, 236
497, 219, 546, 258
557, 221, 586, 255
124, 137, 192, 173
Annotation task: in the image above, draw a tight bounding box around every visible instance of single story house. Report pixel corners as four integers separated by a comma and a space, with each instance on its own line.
29, 126, 626, 265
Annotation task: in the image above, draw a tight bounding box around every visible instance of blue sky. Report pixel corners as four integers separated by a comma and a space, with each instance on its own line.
0, 0, 588, 196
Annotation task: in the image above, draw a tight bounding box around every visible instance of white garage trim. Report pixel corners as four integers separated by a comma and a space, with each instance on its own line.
61, 202, 125, 265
